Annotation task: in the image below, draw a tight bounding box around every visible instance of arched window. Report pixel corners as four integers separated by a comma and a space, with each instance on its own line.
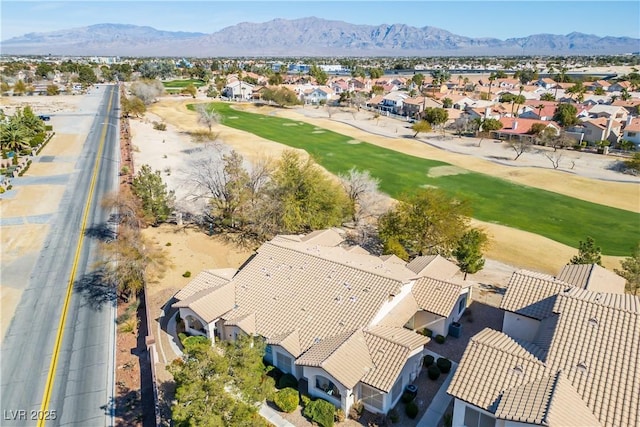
315, 375, 341, 400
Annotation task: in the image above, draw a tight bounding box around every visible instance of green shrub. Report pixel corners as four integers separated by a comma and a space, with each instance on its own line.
428, 364, 441, 380
401, 390, 416, 403
423, 354, 434, 367
405, 401, 419, 419
153, 121, 167, 131
300, 394, 311, 408
165, 242, 172, 246
45, 125, 53, 131
178, 332, 188, 344
182, 271, 191, 278
274, 387, 299, 413
278, 373, 298, 390
389, 408, 400, 423
435, 334, 446, 344
334, 408, 345, 422
266, 365, 284, 383
303, 399, 335, 427
182, 335, 211, 351
425, 328, 433, 337
437, 357, 452, 374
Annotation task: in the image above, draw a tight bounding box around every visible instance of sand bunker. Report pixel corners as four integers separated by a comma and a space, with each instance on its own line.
282, 123, 299, 126
312, 130, 326, 134
346, 139, 361, 144
427, 165, 470, 178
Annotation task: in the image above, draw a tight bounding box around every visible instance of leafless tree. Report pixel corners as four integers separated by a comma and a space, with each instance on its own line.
508, 138, 533, 160
539, 149, 564, 169
129, 79, 164, 105
339, 168, 386, 223
196, 103, 221, 133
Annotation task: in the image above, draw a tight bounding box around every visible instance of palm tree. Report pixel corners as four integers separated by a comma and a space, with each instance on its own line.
536, 104, 546, 119
1, 123, 31, 162
621, 88, 632, 101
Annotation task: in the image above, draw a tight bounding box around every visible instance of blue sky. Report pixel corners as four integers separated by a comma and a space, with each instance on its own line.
2, 1, 639, 41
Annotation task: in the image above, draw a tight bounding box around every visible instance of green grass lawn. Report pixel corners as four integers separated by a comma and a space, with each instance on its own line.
163, 79, 206, 89
187, 102, 639, 256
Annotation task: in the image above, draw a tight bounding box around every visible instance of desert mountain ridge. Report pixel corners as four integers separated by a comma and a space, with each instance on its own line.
2, 18, 638, 56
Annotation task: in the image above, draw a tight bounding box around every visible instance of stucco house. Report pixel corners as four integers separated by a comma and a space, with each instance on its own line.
622, 116, 640, 146
447, 264, 636, 427
303, 86, 334, 105
171, 229, 470, 416
223, 80, 255, 100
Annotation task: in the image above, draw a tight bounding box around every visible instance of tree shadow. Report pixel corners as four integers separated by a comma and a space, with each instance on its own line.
85, 222, 117, 242
100, 386, 142, 427
73, 268, 117, 311
157, 379, 176, 427
476, 282, 507, 295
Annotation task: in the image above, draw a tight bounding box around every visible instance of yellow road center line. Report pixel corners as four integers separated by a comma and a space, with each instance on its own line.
38, 88, 115, 427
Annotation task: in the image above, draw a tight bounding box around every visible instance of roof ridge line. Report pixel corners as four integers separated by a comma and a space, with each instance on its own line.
541, 370, 563, 425
560, 288, 640, 314
265, 241, 410, 284
321, 329, 362, 368
364, 327, 413, 350
476, 330, 545, 364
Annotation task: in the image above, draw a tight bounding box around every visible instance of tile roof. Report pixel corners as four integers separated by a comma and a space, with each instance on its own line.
625, 117, 640, 133
296, 329, 374, 389
374, 294, 420, 328
447, 328, 548, 411
173, 282, 235, 323
497, 117, 560, 135
412, 277, 467, 318
495, 371, 601, 426
500, 270, 572, 320
365, 325, 428, 351
406, 255, 459, 280
361, 329, 424, 392
173, 269, 236, 300
556, 264, 625, 294
450, 289, 640, 427
231, 241, 409, 355
266, 330, 301, 357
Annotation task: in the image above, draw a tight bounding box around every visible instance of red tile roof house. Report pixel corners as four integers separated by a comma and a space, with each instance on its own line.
493, 118, 561, 142
448, 264, 638, 427
519, 100, 559, 121
570, 117, 622, 145
171, 229, 471, 416
622, 116, 640, 147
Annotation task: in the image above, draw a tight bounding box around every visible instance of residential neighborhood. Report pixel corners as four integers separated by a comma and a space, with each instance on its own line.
2, 7, 640, 426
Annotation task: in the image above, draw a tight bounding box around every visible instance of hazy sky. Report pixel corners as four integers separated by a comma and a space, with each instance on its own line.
2, 1, 639, 41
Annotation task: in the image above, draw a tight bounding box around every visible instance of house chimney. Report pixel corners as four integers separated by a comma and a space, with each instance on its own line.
512, 120, 518, 130
605, 116, 614, 139
626, 115, 633, 127
485, 107, 491, 119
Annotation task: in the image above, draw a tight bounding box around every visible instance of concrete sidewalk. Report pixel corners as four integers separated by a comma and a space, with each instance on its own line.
417, 349, 458, 427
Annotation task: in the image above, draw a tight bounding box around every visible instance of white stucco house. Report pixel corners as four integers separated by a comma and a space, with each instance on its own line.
223, 80, 255, 100
447, 264, 635, 427
171, 229, 470, 416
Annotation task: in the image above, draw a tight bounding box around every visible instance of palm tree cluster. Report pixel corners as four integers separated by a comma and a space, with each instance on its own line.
0, 106, 47, 162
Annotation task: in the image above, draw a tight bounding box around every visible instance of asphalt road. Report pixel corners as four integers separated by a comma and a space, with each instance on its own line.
0, 84, 120, 426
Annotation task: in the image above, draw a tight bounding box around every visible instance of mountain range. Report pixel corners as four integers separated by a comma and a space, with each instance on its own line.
2, 18, 638, 56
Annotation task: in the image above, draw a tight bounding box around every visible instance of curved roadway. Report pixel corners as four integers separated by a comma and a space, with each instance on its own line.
1, 84, 120, 426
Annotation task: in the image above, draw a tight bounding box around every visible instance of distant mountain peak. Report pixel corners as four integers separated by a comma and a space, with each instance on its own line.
2, 18, 637, 56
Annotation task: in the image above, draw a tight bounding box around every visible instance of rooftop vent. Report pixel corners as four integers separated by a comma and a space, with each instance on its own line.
588, 317, 599, 328
576, 362, 588, 374
349, 296, 358, 303
512, 365, 525, 376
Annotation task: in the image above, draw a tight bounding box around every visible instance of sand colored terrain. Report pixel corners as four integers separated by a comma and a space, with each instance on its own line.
0, 287, 22, 343
144, 98, 636, 273
0, 224, 50, 264
1, 185, 65, 216
141, 224, 253, 296
44, 134, 83, 156
25, 162, 75, 176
